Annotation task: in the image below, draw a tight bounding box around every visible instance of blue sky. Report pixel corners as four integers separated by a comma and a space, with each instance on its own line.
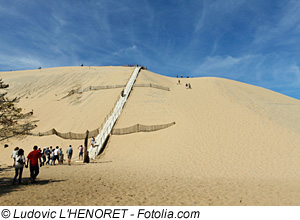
0, 0, 300, 99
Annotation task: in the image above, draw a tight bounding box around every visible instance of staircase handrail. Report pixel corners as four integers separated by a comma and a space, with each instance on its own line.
88, 67, 141, 159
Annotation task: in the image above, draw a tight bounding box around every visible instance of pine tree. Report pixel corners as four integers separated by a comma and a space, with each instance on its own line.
0, 79, 33, 139
0, 79, 22, 125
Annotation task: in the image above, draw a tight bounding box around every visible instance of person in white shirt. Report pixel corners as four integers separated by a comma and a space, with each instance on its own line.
50, 149, 55, 166
11, 147, 19, 167
13, 148, 26, 185
91, 137, 95, 147
54, 146, 59, 165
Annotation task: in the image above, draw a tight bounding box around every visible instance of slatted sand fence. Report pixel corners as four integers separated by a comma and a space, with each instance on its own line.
26, 66, 174, 160
111, 122, 176, 135
61, 83, 170, 99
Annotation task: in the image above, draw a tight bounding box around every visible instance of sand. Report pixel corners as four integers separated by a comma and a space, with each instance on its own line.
0, 66, 300, 205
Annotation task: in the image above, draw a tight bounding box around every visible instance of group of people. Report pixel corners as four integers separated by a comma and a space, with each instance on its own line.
11, 144, 77, 185
43, 146, 64, 166
177, 80, 192, 89
176, 74, 191, 78
185, 83, 192, 89
11, 146, 43, 185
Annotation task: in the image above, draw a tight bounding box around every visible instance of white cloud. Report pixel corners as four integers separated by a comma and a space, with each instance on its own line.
191, 53, 300, 98
52, 12, 67, 27
0, 53, 42, 71
193, 55, 256, 77
194, 7, 205, 33
193, 0, 247, 33
113, 45, 137, 56
254, 1, 300, 45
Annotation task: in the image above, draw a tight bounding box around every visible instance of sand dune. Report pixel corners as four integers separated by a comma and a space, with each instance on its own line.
0, 66, 300, 205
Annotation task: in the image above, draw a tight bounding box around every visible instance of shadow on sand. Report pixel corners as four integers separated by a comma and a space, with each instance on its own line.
0, 166, 66, 197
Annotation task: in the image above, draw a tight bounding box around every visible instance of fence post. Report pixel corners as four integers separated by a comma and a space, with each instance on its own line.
84, 130, 89, 163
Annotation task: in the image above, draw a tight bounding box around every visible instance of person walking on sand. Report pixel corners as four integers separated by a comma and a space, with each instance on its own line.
12, 148, 26, 185
66, 145, 73, 166
11, 147, 19, 167
91, 136, 95, 147
50, 148, 55, 165
26, 145, 42, 183
59, 148, 63, 164
78, 145, 83, 161
42, 147, 47, 165
38, 147, 44, 166
54, 146, 59, 165
45, 147, 51, 165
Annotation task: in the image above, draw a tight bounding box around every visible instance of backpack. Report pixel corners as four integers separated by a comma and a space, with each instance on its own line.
16, 156, 25, 164
68, 147, 73, 155
15, 155, 25, 168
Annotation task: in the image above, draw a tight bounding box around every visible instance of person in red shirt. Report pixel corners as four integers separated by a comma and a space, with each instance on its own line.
26, 145, 42, 183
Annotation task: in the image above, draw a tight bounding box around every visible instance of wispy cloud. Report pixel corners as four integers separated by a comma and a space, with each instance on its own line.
0, 1, 300, 99
192, 55, 258, 79
191, 53, 300, 97
0, 53, 43, 71
254, 1, 300, 47
113, 45, 137, 56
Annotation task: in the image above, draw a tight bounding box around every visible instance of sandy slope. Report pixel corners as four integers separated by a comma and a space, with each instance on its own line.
0, 66, 134, 163
0, 67, 300, 205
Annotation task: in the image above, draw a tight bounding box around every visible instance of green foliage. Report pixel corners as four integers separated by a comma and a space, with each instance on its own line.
0, 79, 34, 140
0, 79, 24, 127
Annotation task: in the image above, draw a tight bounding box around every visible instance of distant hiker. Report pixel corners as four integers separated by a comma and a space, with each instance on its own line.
181, 74, 183, 78
54, 146, 59, 165
121, 89, 125, 97
26, 145, 42, 183
78, 145, 83, 161
45, 147, 51, 165
66, 145, 73, 166
91, 137, 95, 147
185, 83, 189, 89
50, 149, 55, 165
12, 148, 26, 185
42, 147, 47, 165
59, 148, 63, 165
188, 83, 192, 89
38, 148, 42, 165
177, 80, 180, 85
11, 147, 19, 167
81, 64, 83, 67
